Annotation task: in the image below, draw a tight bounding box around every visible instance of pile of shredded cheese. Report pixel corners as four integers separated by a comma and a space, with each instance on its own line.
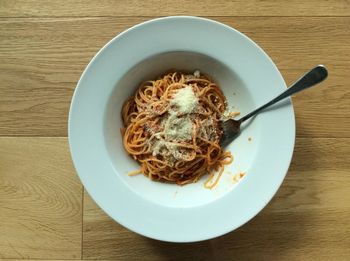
170, 85, 198, 114
151, 73, 200, 161
149, 70, 239, 163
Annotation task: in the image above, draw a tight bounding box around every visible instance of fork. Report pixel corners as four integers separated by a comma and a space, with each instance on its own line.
219, 65, 328, 147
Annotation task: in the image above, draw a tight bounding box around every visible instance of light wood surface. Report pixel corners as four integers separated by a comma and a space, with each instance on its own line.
1, 0, 350, 17
83, 138, 350, 261
1, 16, 349, 137
0, 138, 82, 259
0, 1, 349, 260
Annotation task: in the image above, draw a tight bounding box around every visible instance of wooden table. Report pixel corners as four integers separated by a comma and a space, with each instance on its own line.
1, 1, 349, 260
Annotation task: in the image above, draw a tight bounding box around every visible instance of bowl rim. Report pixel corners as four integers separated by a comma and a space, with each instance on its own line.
68, 16, 295, 242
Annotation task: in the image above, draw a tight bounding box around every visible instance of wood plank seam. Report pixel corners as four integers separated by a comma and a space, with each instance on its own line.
1, 15, 350, 20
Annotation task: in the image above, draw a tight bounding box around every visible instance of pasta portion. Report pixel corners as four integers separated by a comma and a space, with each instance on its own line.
122, 71, 233, 188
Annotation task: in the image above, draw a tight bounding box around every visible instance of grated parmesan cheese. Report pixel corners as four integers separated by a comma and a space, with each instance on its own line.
194, 70, 200, 78
152, 140, 177, 157
164, 114, 193, 141
150, 82, 202, 161
222, 110, 240, 120
171, 86, 198, 114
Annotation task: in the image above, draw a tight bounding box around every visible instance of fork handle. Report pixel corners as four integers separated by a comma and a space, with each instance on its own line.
239, 65, 328, 123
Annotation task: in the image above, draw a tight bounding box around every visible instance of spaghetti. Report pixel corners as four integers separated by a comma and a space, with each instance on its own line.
122, 71, 233, 188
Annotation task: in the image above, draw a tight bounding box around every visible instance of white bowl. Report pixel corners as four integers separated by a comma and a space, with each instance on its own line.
69, 16, 295, 242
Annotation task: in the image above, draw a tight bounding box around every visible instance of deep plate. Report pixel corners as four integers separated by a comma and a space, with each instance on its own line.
69, 16, 295, 242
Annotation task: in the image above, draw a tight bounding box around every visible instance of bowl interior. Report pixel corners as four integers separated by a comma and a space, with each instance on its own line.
104, 51, 259, 208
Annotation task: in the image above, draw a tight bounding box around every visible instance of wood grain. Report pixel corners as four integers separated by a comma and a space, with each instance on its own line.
1, 0, 350, 17
0, 138, 82, 259
83, 138, 350, 261
281, 69, 350, 138
1, 1, 350, 260
1, 16, 349, 137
